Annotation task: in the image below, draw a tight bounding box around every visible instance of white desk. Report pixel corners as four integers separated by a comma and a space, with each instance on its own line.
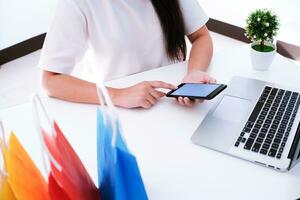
1, 45, 300, 200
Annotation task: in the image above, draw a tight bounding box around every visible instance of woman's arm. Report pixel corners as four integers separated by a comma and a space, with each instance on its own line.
187, 25, 213, 72
41, 70, 175, 108
177, 26, 216, 106
42, 70, 99, 104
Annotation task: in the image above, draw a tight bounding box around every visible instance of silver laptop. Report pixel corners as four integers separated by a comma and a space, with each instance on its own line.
191, 76, 300, 171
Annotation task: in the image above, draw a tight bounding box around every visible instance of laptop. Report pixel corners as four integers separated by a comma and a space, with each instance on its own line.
191, 76, 300, 171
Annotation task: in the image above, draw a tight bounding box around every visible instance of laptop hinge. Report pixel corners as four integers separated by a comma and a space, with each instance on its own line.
288, 121, 300, 169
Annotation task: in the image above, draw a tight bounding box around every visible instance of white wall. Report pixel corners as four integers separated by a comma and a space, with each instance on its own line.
0, 0, 299, 50
201, 0, 300, 46
0, 0, 57, 50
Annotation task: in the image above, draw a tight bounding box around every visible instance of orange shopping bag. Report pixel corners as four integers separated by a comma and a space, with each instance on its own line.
0, 122, 16, 200
0, 171, 16, 200
32, 95, 100, 200
0, 120, 49, 200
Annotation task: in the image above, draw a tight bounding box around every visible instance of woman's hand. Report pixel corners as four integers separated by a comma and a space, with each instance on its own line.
177, 69, 216, 106
110, 81, 176, 109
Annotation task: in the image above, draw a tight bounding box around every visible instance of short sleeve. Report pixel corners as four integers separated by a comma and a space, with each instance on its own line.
38, 0, 88, 74
179, 0, 209, 35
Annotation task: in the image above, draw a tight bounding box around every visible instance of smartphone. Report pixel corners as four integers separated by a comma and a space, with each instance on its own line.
166, 83, 227, 100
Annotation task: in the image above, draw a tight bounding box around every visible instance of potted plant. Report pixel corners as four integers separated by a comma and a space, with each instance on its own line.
245, 9, 280, 70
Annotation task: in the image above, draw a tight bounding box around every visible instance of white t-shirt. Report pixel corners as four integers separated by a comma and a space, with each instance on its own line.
39, 0, 209, 82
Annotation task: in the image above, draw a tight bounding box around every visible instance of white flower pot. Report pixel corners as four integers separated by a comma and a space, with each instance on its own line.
250, 42, 276, 71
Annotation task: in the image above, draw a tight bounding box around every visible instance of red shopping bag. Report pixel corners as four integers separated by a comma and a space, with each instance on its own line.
48, 173, 70, 200
32, 95, 100, 200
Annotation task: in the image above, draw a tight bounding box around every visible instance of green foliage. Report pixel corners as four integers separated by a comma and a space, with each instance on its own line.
245, 9, 279, 51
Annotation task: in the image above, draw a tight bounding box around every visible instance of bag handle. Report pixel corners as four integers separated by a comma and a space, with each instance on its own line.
31, 95, 62, 173
0, 120, 6, 147
96, 83, 127, 148
96, 83, 118, 146
0, 120, 8, 176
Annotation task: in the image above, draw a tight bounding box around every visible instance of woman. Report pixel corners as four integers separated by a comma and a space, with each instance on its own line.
39, 0, 215, 108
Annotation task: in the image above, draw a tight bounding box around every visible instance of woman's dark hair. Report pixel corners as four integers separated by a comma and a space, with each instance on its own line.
150, 0, 187, 62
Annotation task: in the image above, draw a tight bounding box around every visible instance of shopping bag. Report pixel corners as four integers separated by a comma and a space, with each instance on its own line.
48, 172, 70, 200
96, 84, 148, 200
0, 171, 16, 200
32, 95, 100, 200
0, 120, 48, 200
0, 121, 16, 200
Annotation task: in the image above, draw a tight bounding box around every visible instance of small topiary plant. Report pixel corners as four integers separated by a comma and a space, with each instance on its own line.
245, 9, 280, 52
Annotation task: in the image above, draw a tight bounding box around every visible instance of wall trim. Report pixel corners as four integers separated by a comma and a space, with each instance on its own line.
207, 18, 300, 61
0, 18, 299, 65
0, 33, 46, 65
207, 18, 251, 43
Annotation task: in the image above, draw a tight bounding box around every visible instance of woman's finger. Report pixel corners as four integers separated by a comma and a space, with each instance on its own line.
178, 97, 185, 106
208, 76, 217, 83
149, 81, 176, 90
183, 97, 194, 106
198, 99, 204, 103
146, 93, 157, 105
209, 77, 217, 83
142, 100, 152, 109
150, 89, 165, 100
200, 74, 217, 84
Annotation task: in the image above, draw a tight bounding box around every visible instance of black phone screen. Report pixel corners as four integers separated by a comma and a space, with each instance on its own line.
166, 83, 227, 100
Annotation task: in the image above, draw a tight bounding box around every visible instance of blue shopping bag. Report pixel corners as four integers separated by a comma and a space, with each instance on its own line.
96, 84, 148, 200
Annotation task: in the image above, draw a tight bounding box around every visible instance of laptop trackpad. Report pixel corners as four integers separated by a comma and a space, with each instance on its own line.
213, 95, 252, 123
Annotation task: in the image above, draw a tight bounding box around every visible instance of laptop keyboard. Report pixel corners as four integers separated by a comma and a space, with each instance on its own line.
234, 86, 300, 159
